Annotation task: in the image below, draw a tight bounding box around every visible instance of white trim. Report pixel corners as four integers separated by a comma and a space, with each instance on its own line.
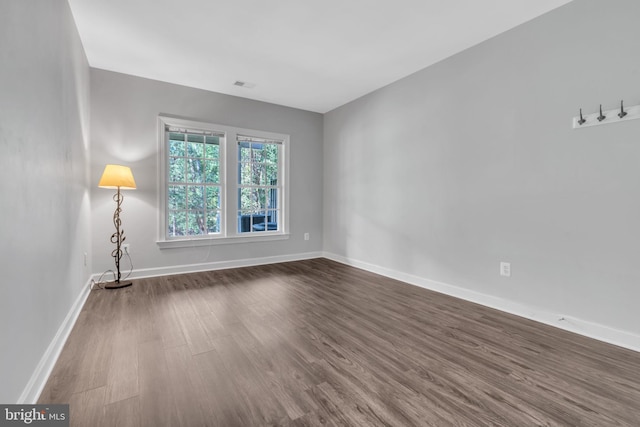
157, 233, 290, 249
18, 277, 93, 404
323, 252, 640, 354
94, 251, 323, 281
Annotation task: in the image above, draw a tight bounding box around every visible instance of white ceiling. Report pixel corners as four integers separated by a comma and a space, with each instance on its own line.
68, 0, 573, 113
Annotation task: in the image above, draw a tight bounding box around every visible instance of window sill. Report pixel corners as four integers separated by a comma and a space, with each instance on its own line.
156, 233, 290, 249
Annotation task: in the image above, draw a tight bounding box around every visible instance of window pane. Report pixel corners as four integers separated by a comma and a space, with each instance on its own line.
267, 188, 278, 209
204, 160, 219, 183
188, 141, 204, 158
238, 211, 267, 233
251, 143, 265, 163
238, 188, 268, 212
188, 186, 204, 210
205, 135, 219, 144
252, 210, 277, 231
240, 162, 253, 185
169, 139, 185, 157
187, 211, 205, 235
168, 185, 186, 210
266, 164, 278, 185
238, 214, 247, 233
256, 164, 269, 185
187, 158, 204, 182
168, 211, 186, 236
240, 164, 274, 185
187, 134, 204, 144
169, 132, 185, 142
169, 157, 185, 182
239, 142, 251, 162
239, 188, 256, 211
206, 186, 219, 210
205, 142, 219, 159
264, 144, 278, 163
206, 212, 220, 233
256, 188, 267, 210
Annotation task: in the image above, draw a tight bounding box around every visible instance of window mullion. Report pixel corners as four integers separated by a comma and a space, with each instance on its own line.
226, 130, 239, 236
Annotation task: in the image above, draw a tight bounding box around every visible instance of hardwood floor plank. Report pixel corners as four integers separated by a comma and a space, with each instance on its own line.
164, 345, 209, 426
68, 386, 106, 427
148, 276, 188, 349
40, 291, 115, 403
192, 347, 256, 426
104, 396, 141, 427
304, 382, 366, 427
210, 333, 291, 425
289, 407, 338, 427
39, 259, 640, 426
173, 298, 217, 355
137, 340, 180, 426
134, 278, 163, 344
105, 287, 139, 404
229, 317, 317, 421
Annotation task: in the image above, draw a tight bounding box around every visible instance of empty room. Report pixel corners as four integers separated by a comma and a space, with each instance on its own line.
2, 0, 640, 425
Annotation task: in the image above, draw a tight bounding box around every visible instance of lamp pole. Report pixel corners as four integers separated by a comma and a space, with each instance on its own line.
106, 186, 132, 289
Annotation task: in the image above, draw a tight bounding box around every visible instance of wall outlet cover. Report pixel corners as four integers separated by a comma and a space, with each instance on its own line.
500, 262, 511, 277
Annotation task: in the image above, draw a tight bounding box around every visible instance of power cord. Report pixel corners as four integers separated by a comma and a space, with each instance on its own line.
121, 246, 134, 281
90, 270, 115, 290
90, 247, 135, 290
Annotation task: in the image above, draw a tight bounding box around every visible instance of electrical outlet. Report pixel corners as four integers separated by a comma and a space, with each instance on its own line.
83, 252, 87, 267
304, 233, 310, 241
122, 243, 130, 254
500, 262, 511, 277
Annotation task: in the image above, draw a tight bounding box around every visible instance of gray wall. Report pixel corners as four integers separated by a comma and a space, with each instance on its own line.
0, 0, 91, 402
90, 70, 323, 274
324, 0, 640, 336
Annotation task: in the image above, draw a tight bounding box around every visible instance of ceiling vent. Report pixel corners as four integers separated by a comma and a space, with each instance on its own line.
233, 80, 256, 88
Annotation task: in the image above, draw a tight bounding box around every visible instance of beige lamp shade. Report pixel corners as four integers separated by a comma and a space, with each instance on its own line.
98, 164, 137, 189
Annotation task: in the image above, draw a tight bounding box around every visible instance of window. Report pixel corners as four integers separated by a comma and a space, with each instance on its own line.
237, 135, 282, 234
167, 129, 222, 237
158, 116, 289, 247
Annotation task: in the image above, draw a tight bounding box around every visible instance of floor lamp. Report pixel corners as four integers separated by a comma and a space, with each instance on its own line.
98, 164, 137, 289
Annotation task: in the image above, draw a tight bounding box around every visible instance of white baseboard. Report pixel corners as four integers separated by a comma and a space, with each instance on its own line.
92, 251, 324, 282
323, 252, 640, 353
18, 277, 92, 404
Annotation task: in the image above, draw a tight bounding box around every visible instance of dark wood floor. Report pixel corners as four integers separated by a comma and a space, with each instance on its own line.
39, 258, 640, 426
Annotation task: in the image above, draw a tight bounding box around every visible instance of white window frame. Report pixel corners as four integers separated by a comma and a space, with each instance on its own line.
157, 116, 290, 248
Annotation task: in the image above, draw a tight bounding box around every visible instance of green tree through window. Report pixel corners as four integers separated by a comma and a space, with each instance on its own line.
167, 131, 221, 237
159, 116, 289, 245
238, 136, 281, 233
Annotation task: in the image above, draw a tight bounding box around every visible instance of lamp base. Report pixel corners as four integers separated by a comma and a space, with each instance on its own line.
105, 281, 132, 290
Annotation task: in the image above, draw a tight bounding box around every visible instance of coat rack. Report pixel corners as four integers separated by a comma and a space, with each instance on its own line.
573, 101, 640, 129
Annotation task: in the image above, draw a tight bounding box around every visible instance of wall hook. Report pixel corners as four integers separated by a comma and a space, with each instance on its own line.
618, 100, 627, 119
573, 100, 640, 129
